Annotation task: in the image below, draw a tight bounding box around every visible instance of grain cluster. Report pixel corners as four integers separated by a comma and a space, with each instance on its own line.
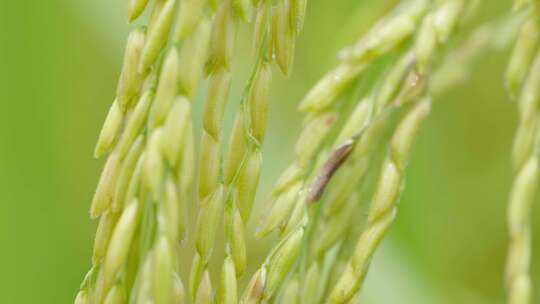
76, 1, 538, 303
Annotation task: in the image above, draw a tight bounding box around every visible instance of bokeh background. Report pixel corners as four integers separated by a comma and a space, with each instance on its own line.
4, 1, 537, 303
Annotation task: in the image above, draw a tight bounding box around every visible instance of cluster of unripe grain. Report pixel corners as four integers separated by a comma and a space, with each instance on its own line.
76, 0, 218, 302
505, 1, 540, 303
78, 0, 308, 303
76, 1, 531, 303
190, 1, 238, 302
245, 1, 469, 302
325, 2, 466, 302
189, 0, 307, 303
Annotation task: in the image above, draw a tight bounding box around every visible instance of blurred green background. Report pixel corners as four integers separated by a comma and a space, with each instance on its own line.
3, 1, 537, 303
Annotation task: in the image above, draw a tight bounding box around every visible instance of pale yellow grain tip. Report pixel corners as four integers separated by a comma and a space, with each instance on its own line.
128, 0, 150, 22
195, 186, 225, 262
257, 182, 301, 238
143, 129, 164, 197
225, 202, 247, 276
113, 136, 144, 212
139, 0, 177, 73
163, 176, 180, 241
353, 15, 416, 61
391, 99, 431, 169
161, 96, 191, 166
178, 19, 212, 96
178, 119, 196, 199
117, 28, 146, 110
207, 3, 237, 72
263, 226, 305, 300
93, 211, 116, 265
125, 152, 145, 205
240, 268, 266, 304
336, 98, 373, 144
153, 236, 173, 304
271, 163, 303, 196
327, 263, 357, 304
224, 112, 248, 184
236, 151, 262, 221
173, 0, 205, 41
195, 271, 213, 304
273, 0, 296, 75
95, 100, 124, 158
295, 113, 336, 167
198, 133, 222, 199
103, 201, 140, 288
150, 47, 179, 127
217, 256, 238, 304
203, 69, 232, 139
368, 160, 401, 222
281, 193, 308, 236
298, 64, 366, 112
248, 62, 271, 143
91, 151, 121, 219
116, 90, 153, 160
509, 157, 539, 234
351, 210, 396, 274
